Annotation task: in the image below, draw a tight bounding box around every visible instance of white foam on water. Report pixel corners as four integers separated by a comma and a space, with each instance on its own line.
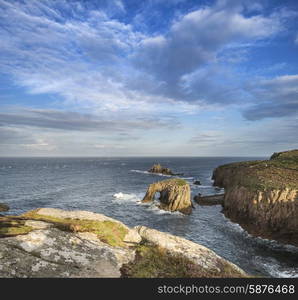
130, 169, 172, 177
191, 185, 214, 188
112, 192, 144, 204
148, 204, 185, 216
254, 256, 298, 278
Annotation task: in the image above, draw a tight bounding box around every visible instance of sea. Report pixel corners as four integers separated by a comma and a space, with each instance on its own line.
1, 156, 297, 278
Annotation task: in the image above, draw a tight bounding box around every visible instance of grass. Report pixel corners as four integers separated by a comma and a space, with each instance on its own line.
215, 150, 298, 191
120, 243, 247, 278
0, 216, 33, 238
21, 210, 128, 247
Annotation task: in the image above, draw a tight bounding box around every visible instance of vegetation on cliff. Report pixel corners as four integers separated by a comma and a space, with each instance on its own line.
213, 149, 298, 191
212, 149, 298, 246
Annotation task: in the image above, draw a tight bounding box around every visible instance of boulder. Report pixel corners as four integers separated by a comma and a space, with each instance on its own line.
142, 178, 192, 214
193, 180, 201, 185
0, 208, 248, 278
0, 203, 9, 212
194, 194, 224, 206
121, 226, 247, 278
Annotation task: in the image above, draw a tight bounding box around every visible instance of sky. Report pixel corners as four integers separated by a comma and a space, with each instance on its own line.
0, 0, 297, 157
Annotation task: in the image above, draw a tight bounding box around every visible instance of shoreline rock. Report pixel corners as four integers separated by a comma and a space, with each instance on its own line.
0, 208, 248, 278
194, 194, 224, 206
0, 203, 9, 212
142, 178, 193, 214
212, 149, 298, 246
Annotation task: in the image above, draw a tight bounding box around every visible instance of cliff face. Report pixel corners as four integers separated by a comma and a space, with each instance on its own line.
212, 150, 298, 246
0, 208, 247, 278
142, 178, 192, 214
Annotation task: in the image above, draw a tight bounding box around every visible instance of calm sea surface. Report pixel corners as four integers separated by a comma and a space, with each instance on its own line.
1, 156, 297, 277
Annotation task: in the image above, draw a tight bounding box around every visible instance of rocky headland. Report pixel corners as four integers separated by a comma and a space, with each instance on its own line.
212, 149, 298, 246
142, 178, 193, 214
0, 207, 247, 278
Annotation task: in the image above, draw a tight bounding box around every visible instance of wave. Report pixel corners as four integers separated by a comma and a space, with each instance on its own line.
130, 169, 172, 177
191, 184, 214, 188
147, 202, 185, 216
112, 192, 143, 203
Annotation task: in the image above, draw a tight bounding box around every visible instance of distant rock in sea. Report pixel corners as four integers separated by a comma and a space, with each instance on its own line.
148, 164, 184, 176
148, 164, 174, 175
0, 208, 247, 278
0, 203, 9, 212
142, 178, 193, 214
212, 149, 298, 246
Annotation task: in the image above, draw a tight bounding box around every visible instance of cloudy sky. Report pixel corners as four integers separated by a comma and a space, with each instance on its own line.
0, 0, 297, 157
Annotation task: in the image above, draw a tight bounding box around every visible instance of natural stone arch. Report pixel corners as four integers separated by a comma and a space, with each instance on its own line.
142, 179, 192, 214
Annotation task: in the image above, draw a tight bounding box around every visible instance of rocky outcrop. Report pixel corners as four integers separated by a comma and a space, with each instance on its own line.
193, 180, 201, 185
194, 194, 224, 206
142, 178, 192, 214
0, 203, 9, 212
121, 226, 247, 278
148, 164, 174, 175
0, 208, 247, 278
148, 164, 183, 176
212, 149, 298, 246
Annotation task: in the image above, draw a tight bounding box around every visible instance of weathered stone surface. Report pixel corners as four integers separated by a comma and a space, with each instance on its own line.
194, 194, 224, 206
142, 179, 192, 214
0, 208, 248, 278
26, 208, 142, 245
0, 228, 134, 278
0, 203, 9, 212
212, 149, 298, 246
134, 226, 247, 277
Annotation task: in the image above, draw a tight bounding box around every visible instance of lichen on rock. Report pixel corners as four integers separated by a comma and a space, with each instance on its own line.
121, 226, 248, 278
0, 208, 248, 278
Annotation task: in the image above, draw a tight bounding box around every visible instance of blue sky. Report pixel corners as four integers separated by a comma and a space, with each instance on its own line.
0, 0, 297, 156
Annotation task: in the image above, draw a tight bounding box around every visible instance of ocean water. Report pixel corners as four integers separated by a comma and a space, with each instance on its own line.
1, 156, 298, 278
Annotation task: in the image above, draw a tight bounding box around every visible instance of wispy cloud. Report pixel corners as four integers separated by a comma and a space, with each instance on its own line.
243, 75, 298, 120
0, 0, 297, 156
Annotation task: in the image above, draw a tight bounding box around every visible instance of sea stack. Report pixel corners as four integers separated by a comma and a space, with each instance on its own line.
142, 178, 192, 214
212, 149, 298, 246
148, 164, 174, 176
0, 203, 9, 212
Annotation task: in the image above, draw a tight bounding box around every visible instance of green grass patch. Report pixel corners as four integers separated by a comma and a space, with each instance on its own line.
21, 210, 128, 247
0, 217, 33, 238
121, 243, 247, 278
215, 150, 298, 191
